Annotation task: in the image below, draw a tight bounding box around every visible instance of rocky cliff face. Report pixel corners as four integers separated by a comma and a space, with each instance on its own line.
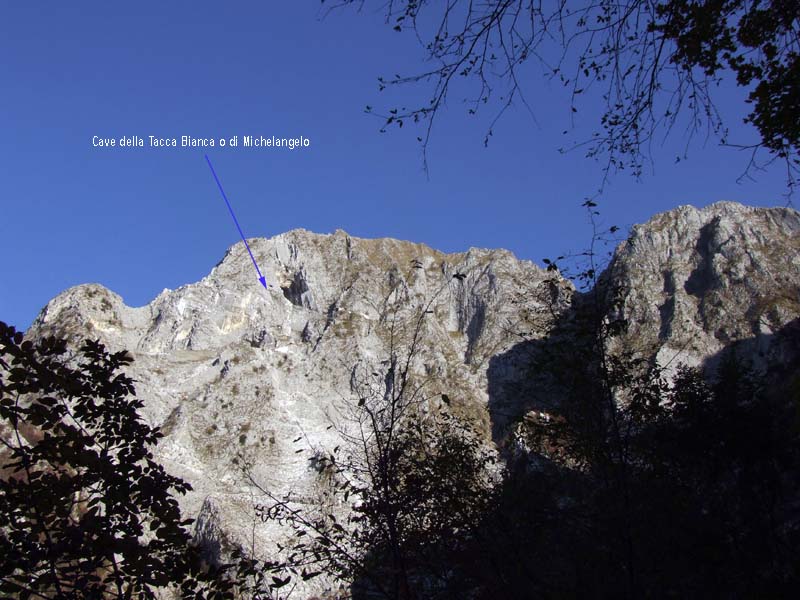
28, 228, 560, 557
605, 202, 800, 374
25, 201, 800, 563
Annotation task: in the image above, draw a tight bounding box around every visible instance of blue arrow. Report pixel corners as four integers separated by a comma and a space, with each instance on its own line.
205, 155, 267, 289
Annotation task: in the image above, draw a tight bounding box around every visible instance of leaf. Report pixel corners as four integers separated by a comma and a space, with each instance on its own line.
271, 575, 291, 588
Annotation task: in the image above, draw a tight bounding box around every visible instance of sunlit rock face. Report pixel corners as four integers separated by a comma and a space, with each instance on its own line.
26, 202, 800, 570
28, 228, 559, 558
604, 202, 800, 374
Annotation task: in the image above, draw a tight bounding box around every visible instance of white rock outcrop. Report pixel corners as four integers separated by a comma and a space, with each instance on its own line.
28, 228, 558, 559
604, 202, 800, 373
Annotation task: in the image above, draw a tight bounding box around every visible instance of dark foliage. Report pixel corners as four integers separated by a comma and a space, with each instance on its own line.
464, 349, 800, 598
0, 321, 272, 599
248, 402, 494, 600
7, 246, 795, 598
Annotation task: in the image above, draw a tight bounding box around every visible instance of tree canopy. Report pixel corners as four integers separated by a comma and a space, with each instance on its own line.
0, 322, 255, 599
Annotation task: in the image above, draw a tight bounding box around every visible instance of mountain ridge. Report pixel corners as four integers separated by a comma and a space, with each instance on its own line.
23, 200, 800, 581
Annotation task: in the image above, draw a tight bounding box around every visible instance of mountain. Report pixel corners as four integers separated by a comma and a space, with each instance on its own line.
25, 201, 800, 570
605, 202, 800, 372
27, 228, 559, 559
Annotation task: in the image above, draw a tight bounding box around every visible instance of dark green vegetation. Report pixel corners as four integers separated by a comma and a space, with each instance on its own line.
3, 202, 800, 599
333, 0, 799, 187
0, 322, 274, 599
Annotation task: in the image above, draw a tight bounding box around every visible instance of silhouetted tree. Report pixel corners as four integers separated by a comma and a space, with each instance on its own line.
331, 0, 799, 188
244, 298, 495, 599
0, 321, 272, 599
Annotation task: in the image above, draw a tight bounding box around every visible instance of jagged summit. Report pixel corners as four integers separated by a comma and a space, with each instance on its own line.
607, 200, 800, 371
34, 227, 538, 353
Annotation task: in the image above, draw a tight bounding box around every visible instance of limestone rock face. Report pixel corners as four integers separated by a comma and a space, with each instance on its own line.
28, 229, 557, 557
605, 202, 800, 371
24, 202, 800, 568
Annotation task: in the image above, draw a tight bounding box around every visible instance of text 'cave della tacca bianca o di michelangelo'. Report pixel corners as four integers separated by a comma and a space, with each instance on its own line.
91, 134, 312, 150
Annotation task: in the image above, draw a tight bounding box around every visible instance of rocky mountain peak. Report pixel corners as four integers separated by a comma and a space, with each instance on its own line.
606, 201, 800, 372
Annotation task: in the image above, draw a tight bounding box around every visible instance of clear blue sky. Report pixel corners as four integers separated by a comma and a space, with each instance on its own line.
0, 2, 791, 330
